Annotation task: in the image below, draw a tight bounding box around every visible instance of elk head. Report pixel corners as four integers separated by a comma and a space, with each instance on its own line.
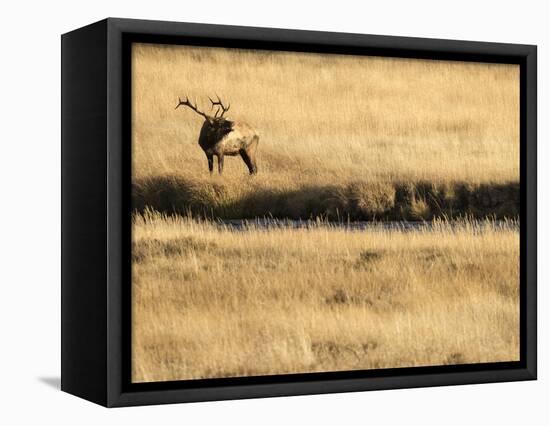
176, 95, 233, 139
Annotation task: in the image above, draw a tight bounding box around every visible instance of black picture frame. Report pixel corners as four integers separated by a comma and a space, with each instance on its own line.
61, 17, 537, 407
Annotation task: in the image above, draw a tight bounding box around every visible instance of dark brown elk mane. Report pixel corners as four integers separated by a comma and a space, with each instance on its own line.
175, 95, 259, 175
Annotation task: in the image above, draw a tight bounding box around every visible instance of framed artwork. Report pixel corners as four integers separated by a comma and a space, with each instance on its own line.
61, 18, 537, 407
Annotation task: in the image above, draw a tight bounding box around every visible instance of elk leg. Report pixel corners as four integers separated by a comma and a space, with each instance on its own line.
217, 154, 224, 174
240, 150, 256, 175
248, 150, 258, 174
207, 154, 214, 174
247, 136, 259, 174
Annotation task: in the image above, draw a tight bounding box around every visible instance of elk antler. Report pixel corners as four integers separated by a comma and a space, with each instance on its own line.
208, 94, 230, 118
175, 96, 211, 120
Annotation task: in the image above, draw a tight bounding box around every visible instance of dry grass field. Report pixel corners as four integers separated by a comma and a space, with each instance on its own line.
131, 43, 521, 382
132, 212, 519, 382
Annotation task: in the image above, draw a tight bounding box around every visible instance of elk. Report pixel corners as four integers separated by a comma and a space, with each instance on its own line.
175, 95, 259, 174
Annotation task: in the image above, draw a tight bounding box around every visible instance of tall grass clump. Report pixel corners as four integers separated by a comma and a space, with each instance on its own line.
133, 175, 519, 220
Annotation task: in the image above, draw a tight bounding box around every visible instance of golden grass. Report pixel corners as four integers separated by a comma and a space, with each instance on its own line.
132, 43, 519, 185
131, 44, 520, 382
132, 212, 519, 382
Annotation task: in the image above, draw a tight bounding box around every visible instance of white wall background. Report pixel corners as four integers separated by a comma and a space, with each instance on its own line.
0, 0, 545, 424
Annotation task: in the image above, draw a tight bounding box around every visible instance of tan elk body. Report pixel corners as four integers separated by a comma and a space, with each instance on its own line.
176, 96, 259, 174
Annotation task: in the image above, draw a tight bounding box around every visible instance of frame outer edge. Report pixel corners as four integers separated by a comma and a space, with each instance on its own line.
106, 18, 125, 407
61, 19, 109, 407
525, 45, 537, 379
105, 17, 536, 55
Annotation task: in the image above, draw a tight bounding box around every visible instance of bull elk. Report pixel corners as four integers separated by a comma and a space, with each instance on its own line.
175, 95, 259, 174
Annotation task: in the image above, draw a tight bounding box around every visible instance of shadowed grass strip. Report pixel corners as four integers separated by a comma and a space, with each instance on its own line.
132, 175, 519, 221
